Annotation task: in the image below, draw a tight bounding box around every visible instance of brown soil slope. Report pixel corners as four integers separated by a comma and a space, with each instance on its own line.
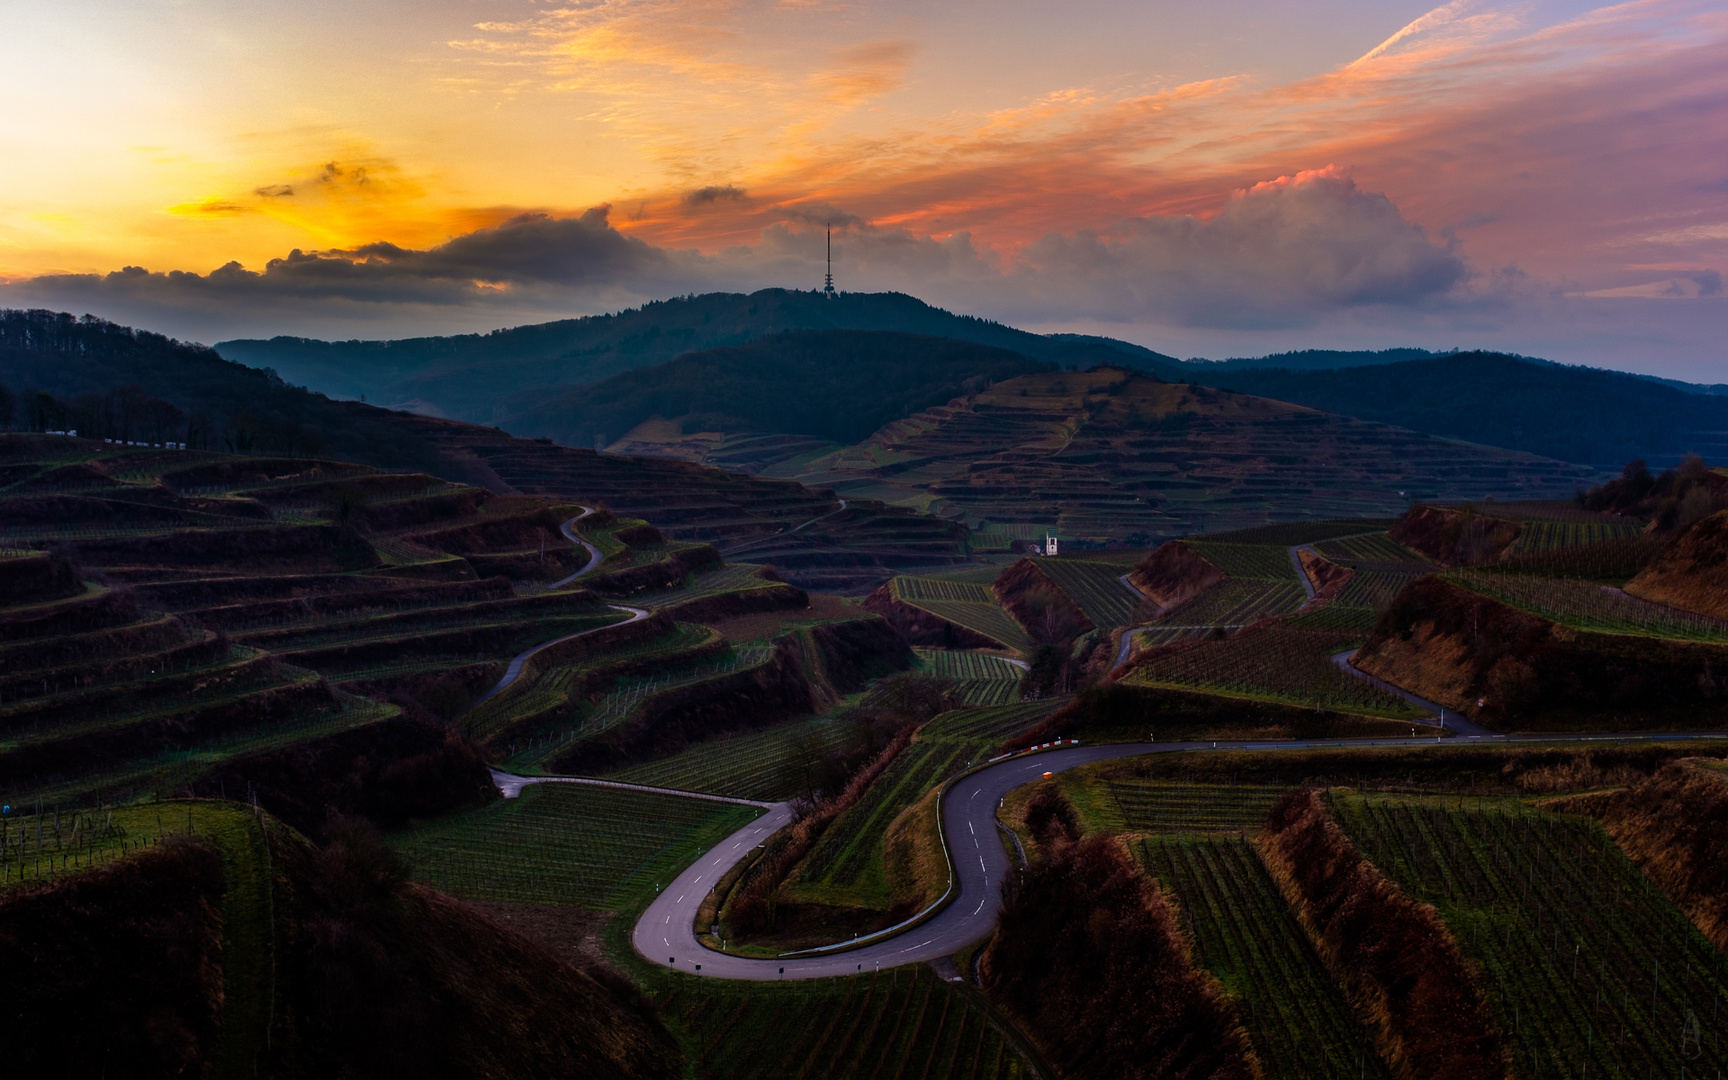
1579, 759, 1728, 950
993, 557, 1094, 642
0, 839, 227, 1080
1354, 576, 1728, 731
1624, 509, 1728, 617
1389, 505, 1521, 567
1130, 540, 1226, 611
979, 833, 1258, 1080
1258, 789, 1507, 1080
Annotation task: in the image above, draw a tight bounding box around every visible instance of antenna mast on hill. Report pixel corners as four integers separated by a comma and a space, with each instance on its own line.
824, 224, 837, 298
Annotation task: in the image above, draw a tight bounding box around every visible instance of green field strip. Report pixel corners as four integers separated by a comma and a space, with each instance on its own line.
1033, 558, 1141, 627
234, 598, 619, 653
6, 695, 393, 807
596, 715, 859, 801
1102, 781, 1289, 834
891, 577, 1030, 652
1448, 570, 1728, 642
459, 622, 722, 739
390, 782, 760, 911
902, 563, 1014, 585
1504, 519, 1647, 554
791, 738, 981, 904
1183, 541, 1302, 582
1157, 579, 1307, 626
1129, 626, 1213, 650
1312, 533, 1434, 567
495, 644, 778, 774
1120, 626, 1424, 719
914, 648, 1022, 681
1201, 519, 1398, 546
0, 665, 326, 753
0, 648, 282, 733
1139, 836, 1394, 1080
1284, 606, 1378, 633
922, 701, 1061, 744
625, 563, 776, 608
1330, 793, 1728, 1080
656, 965, 1031, 1079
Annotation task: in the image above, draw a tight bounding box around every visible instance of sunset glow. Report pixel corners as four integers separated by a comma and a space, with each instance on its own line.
2, 0, 1723, 373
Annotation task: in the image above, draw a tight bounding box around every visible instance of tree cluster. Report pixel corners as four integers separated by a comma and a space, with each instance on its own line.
1580, 454, 1728, 532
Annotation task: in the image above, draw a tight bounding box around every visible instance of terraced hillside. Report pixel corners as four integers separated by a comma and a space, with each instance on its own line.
393, 412, 975, 593
772, 368, 1600, 544
0, 432, 918, 817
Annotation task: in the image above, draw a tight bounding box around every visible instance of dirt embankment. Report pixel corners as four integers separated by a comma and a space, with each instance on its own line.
585, 544, 723, 597
1624, 508, 1728, 618
2, 816, 683, 1080
1569, 759, 1728, 950
0, 550, 83, 605
1390, 505, 1521, 567
979, 833, 1259, 1080
721, 720, 922, 942
1018, 680, 1416, 748
1299, 547, 1354, 605
551, 615, 912, 773
1128, 541, 1225, 612
0, 838, 227, 1079
993, 558, 1093, 642
1258, 789, 1508, 1080
189, 714, 498, 834
861, 581, 1004, 649
275, 823, 683, 1080
75, 523, 361, 573
1355, 575, 1728, 730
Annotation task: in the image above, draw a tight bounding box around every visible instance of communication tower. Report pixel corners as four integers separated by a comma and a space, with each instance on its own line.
824, 225, 837, 298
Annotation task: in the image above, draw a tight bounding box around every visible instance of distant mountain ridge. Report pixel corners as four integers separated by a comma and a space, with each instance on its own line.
215, 289, 1182, 424
502, 329, 1053, 450
1214, 352, 1728, 467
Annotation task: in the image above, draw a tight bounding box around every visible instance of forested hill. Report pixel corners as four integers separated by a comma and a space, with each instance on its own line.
502, 329, 1055, 448
1218, 351, 1728, 467
0, 309, 444, 470
215, 289, 1181, 423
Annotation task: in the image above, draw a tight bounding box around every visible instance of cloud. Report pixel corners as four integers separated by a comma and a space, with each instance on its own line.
682, 185, 750, 209
1000, 166, 1466, 327
813, 40, 915, 106
5, 167, 1470, 340
4, 207, 721, 338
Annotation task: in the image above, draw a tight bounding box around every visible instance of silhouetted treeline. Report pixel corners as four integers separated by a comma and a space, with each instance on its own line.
979, 832, 1259, 1080
1220, 352, 1728, 466
508, 329, 1053, 448
0, 309, 442, 468
1580, 454, 1728, 531
1259, 788, 1507, 1080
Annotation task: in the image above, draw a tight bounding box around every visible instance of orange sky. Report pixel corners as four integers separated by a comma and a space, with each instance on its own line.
2, 0, 1724, 373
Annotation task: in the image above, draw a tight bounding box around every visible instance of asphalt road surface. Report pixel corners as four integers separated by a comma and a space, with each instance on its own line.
468, 604, 648, 709
550, 507, 605, 588
632, 728, 1727, 980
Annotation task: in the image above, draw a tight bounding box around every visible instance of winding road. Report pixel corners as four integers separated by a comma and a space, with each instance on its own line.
488, 515, 1720, 980
468, 509, 640, 710
619, 723, 1724, 980
550, 506, 606, 588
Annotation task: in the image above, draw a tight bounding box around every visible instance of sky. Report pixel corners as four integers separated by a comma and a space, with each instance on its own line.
1, 0, 1724, 379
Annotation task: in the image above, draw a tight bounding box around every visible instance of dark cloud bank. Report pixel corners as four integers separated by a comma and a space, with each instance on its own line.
5, 170, 1719, 379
